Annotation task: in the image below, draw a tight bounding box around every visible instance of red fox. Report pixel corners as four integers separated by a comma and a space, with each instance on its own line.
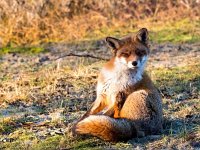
72, 28, 163, 141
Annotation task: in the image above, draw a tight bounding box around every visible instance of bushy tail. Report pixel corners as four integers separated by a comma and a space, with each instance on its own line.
73, 115, 137, 141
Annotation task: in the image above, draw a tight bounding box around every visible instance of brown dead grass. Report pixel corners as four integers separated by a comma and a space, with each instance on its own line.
0, 0, 199, 47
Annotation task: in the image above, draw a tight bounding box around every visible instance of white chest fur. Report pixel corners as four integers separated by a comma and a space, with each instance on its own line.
96, 63, 143, 97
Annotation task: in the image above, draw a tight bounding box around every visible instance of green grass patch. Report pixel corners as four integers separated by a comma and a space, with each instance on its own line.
150, 19, 200, 43
151, 64, 200, 97
32, 135, 62, 150
1, 129, 37, 150
1, 131, 107, 150
70, 139, 104, 150
83, 18, 200, 43
0, 46, 47, 55
0, 121, 16, 134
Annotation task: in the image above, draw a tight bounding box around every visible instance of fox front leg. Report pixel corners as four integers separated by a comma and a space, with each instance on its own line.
98, 94, 117, 117
89, 94, 106, 115
99, 92, 126, 118
98, 106, 115, 117
114, 92, 126, 118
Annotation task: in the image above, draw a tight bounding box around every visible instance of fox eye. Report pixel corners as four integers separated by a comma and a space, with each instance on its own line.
121, 52, 129, 57
135, 49, 146, 56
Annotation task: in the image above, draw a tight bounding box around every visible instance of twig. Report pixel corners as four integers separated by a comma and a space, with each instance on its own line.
53, 53, 109, 61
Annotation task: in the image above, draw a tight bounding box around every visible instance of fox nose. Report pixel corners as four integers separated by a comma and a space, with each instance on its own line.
132, 61, 138, 66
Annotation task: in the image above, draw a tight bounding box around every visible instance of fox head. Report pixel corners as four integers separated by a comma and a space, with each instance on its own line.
105, 28, 150, 70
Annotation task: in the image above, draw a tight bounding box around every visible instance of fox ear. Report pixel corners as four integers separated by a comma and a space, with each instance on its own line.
136, 28, 149, 44
105, 37, 122, 50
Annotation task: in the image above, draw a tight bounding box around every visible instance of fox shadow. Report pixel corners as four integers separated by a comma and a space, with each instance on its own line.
128, 117, 193, 144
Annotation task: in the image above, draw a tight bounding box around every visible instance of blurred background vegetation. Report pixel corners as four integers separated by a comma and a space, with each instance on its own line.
0, 0, 199, 49
0, 1, 200, 149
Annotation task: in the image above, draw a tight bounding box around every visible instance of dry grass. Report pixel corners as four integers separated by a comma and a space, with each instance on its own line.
0, 58, 100, 104
0, 0, 200, 47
